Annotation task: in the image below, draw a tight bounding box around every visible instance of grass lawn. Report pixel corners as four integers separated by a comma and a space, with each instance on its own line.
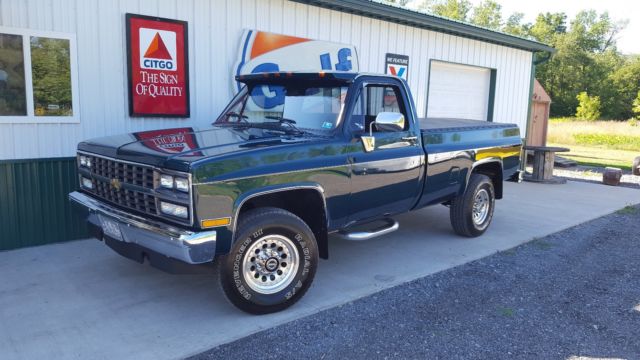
547, 118, 640, 170
547, 143, 637, 170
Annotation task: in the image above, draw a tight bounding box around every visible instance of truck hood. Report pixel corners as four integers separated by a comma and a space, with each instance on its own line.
77, 126, 323, 172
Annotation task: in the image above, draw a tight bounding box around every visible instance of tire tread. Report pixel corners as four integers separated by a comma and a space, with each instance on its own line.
450, 173, 494, 237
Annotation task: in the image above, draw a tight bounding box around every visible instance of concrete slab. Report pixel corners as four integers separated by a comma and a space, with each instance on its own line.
0, 181, 638, 360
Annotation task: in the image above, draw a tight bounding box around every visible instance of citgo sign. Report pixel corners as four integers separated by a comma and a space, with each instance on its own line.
126, 13, 190, 117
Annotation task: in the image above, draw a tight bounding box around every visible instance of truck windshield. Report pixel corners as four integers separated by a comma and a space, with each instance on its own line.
216, 84, 348, 133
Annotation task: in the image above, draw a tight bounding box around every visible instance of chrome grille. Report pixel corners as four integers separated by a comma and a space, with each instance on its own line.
90, 155, 154, 189
94, 180, 157, 214
84, 154, 157, 216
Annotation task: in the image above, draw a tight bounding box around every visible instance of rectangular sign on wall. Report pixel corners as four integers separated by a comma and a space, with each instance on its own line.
385, 53, 409, 81
126, 13, 190, 117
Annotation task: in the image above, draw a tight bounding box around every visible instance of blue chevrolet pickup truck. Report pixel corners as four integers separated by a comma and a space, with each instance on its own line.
70, 71, 522, 314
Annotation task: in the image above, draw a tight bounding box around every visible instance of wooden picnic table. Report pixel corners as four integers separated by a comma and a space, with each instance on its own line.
523, 145, 570, 184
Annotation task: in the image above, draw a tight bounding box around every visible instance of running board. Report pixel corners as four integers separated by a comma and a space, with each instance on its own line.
338, 218, 399, 241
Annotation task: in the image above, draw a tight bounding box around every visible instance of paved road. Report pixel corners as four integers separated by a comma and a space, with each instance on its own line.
195, 205, 640, 360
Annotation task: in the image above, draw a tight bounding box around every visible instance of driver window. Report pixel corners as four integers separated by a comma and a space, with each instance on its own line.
350, 84, 408, 133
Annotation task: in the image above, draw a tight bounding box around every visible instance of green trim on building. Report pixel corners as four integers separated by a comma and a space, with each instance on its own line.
0, 157, 88, 251
487, 69, 497, 122
292, 0, 555, 53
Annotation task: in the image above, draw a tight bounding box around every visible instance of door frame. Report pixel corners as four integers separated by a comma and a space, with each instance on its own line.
425, 59, 497, 122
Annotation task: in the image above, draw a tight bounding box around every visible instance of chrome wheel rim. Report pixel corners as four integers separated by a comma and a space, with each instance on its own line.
472, 189, 490, 225
243, 234, 299, 294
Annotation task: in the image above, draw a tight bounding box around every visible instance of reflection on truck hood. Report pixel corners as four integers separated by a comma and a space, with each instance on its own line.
77, 126, 322, 172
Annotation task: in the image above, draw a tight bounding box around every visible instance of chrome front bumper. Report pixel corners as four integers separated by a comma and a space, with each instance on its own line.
69, 191, 216, 265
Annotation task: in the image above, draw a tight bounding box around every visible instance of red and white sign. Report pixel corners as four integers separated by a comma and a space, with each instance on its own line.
134, 128, 202, 156
126, 14, 189, 117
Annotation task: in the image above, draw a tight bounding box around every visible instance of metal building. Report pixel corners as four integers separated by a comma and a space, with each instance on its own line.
0, 0, 553, 249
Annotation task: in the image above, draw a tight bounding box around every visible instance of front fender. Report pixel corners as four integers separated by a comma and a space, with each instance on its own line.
231, 182, 327, 233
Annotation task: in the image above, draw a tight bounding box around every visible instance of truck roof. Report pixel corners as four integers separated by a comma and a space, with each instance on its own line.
236, 71, 402, 84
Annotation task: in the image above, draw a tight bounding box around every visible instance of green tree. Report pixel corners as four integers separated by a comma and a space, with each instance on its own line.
633, 91, 640, 119
30, 37, 72, 114
531, 10, 629, 117
607, 56, 640, 119
576, 92, 601, 120
384, 0, 411, 6
470, 0, 502, 30
503, 12, 530, 37
529, 12, 567, 44
429, 0, 472, 21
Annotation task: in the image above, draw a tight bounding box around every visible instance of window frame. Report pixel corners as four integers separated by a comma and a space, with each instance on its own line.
346, 80, 411, 135
0, 26, 79, 124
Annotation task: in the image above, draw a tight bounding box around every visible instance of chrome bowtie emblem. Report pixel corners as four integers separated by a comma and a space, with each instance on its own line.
110, 178, 122, 190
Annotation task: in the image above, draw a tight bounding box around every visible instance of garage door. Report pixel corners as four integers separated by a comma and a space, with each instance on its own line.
427, 62, 491, 121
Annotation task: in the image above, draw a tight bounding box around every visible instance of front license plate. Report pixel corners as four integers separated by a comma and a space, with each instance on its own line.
100, 216, 123, 241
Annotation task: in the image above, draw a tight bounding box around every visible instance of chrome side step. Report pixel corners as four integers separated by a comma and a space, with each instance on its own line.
338, 218, 399, 241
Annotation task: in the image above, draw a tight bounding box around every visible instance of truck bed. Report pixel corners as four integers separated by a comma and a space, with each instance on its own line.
419, 117, 521, 151
419, 118, 517, 133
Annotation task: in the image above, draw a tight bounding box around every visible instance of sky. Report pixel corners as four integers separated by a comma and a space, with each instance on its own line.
406, 0, 640, 54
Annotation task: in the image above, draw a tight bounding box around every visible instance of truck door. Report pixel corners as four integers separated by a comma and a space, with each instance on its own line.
344, 77, 424, 223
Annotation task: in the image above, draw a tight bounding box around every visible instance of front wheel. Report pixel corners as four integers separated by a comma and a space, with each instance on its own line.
450, 173, 495, 237
219, 207, 318, 314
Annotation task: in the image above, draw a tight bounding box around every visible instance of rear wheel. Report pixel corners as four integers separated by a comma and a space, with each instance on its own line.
219, 207, 318, 314
450, 173, 495, 237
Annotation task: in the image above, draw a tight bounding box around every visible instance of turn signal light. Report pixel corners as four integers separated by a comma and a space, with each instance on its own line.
201, 217, 231, 228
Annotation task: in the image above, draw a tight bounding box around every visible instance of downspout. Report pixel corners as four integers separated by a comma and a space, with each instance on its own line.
521, 51, 553, 172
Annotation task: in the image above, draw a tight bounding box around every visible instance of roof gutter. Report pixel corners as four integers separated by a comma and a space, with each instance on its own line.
290, 0, 555, 53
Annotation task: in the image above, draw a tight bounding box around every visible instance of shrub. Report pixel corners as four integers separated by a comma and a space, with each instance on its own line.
575, 92, 601, 121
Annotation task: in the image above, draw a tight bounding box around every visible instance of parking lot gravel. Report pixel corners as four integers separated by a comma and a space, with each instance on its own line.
193, 205, 640, 360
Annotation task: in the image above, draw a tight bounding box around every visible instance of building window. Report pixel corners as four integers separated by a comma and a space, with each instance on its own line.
0, 27, 78, 123
0, 33, 27, 116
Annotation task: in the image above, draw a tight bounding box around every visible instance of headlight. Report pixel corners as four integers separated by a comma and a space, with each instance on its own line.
174, 177, 189, 192
79, 155, 91, 168
81, 176, 93, 189
159, 174, 189, 192
160, 201, 188, 219
160, 174, 174, 188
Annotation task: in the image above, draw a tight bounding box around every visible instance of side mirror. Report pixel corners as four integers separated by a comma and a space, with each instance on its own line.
360, 112, 405, 152
374, 112, 405, 132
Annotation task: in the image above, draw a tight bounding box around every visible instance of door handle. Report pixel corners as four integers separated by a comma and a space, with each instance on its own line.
402, 136, 418, 142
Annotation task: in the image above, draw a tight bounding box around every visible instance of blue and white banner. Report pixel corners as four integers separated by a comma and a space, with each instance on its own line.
233, 30, 359, 92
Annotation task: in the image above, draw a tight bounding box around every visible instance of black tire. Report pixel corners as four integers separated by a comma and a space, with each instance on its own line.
219, 207, 318, 314
450, 173, 495, 237
633, 156, 640, 176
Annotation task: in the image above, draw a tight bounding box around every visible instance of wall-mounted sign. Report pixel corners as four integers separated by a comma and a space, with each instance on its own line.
126, 13, 190, 117
233, 30, 359, 92
385, 53, 409, 81
134, 127, 202, 156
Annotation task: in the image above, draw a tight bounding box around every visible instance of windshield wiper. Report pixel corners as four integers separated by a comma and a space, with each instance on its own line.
216, 121, 305, 136
264, 115, 304, 134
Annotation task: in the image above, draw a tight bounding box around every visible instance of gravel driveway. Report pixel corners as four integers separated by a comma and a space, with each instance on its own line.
193, 205, 640, 360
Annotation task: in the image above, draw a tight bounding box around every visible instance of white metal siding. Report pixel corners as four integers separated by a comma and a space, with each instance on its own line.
0, 0, 533, 160
427, 61, 491, 121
